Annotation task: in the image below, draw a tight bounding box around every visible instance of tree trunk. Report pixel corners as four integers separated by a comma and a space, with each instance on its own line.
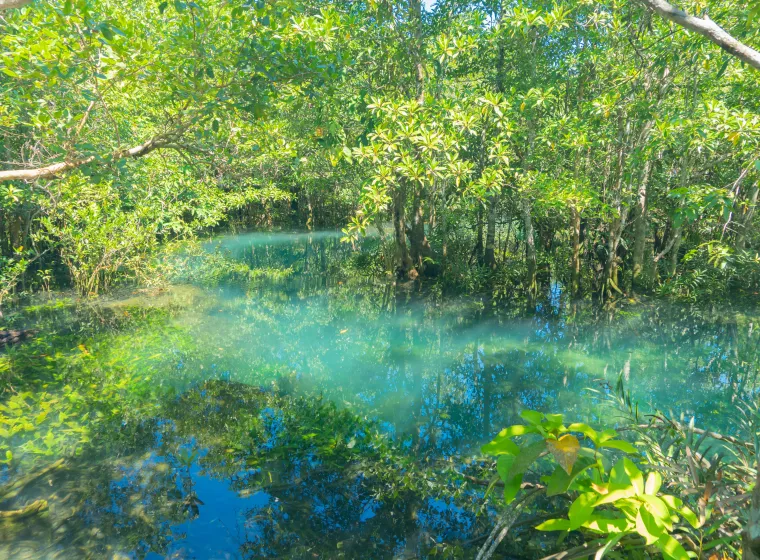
409, 0, 425, 104
603, 223, 618, 301
603, 117, 629, 302
603, 206, 630, 301
502, 218, 512, 262
393, 186, 413, 276
522, 198, 537, 305
667, 225, 682, 277
484, 194, 498, 269
631, 159, 653, 292
409, 187, 432, 273
9, 215, 22, 250
736, 182, 759, 252
0, 0, 32, 10
474, 205, 484, 265
441, 181, 448, 266
570, 206, 581, 297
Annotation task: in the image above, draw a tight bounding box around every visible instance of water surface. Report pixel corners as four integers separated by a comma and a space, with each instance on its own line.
2, 231, 758, 559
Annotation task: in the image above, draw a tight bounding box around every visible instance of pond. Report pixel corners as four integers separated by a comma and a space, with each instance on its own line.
1, 231, 758, 559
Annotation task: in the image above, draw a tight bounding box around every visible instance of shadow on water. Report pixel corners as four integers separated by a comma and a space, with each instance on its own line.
2, 231, 760, 558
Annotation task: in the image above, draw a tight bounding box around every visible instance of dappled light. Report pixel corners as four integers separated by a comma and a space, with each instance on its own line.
2, 0, 760, 557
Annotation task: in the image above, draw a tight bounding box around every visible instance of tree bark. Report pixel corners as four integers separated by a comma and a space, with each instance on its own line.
631, 159, 653, 292
570, 206, 581, 297
409, 0, 425, 104
666, 155, 692, 276
667, 224, 683, 277
409, 186, 432, 273
603, 208, 629, 301
637, 0, 760, 71
484, 194, 498, 269
602, 117, 630, 302
0, 135, 178, 182
393, 185, 413, 276
736, 183, 759, 251
0, 0, 32, 9
522, 198, 537, 305
474, 205, 484, 265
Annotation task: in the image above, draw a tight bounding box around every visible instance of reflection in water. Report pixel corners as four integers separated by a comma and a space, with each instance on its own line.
3, 231, 760, 558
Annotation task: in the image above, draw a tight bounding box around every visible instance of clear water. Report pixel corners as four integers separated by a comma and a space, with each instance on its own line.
2, 231, 758, 559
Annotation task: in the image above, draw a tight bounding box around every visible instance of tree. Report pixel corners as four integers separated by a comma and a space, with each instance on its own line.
637, 0, 760, 71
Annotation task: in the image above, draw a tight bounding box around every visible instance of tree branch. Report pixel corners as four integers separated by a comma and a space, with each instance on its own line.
0, 135, 178, 182
0, 0, 32, 9
637, 0, 760, 71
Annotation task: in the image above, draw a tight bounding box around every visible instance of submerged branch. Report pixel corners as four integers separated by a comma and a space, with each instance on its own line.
627, 419, 755, 452
460, 473, 545, 491
476, 487, 543, 560
0, 499, 48, 520
0, 458, 66, 501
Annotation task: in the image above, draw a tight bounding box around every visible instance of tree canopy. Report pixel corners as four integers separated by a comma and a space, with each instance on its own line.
2, 0, 760, 303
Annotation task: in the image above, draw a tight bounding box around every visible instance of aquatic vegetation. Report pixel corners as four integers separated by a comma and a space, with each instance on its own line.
480, 410, 697, 559
1, 0, 760, 554
1, 235, 760, 559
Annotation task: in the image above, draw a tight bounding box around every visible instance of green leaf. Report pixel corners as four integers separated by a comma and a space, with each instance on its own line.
593, 532, 628, 559
566, 422, 598, 442
99, 24, 114, 41
568, 492, 597, 530
656, 534, 690, 560
623, 458, 644, 495
594, 485, 637, 506
503, 472, 523, 504
544, 413, 564, 430
644, 472, 662, 496
585, 516, 630, 534
635, 508, 664, 545
482, 436, 520, 457
599, 440, 638, 454
546, 455, 597, 496
520, 410, 544, 426
536, 518, 571, 531
662, 495, 699, 528
496, 454, 516, 482
481, 425, 536, 456
640, 495, 671, 528
506, 439, 547, 480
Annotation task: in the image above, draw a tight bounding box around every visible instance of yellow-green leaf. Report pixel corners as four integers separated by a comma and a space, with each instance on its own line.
547, 434, 580, 474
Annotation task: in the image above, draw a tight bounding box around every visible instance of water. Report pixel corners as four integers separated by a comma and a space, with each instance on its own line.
2, 231, 759, 559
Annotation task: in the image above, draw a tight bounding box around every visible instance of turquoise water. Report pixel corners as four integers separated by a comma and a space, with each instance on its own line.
2, 231, 758, 559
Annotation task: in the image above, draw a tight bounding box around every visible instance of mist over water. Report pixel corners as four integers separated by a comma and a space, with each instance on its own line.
175, 232, 756, 445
